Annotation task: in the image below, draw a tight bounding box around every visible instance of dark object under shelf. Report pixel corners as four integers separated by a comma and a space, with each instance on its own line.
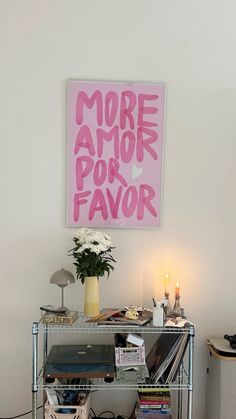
44, 344, 115, 379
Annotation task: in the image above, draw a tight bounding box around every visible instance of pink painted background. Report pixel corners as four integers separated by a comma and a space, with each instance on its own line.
67, 80, 165, 228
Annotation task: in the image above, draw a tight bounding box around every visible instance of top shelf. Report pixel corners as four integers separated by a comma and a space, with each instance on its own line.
36, 313, 194, 334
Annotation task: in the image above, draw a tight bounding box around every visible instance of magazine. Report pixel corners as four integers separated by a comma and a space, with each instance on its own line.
165, 334, 189, 383
146, 333, 187, 383
98, 310, 153, 326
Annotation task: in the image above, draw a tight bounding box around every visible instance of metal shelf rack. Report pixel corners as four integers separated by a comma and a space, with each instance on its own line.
32, 313, 194, 419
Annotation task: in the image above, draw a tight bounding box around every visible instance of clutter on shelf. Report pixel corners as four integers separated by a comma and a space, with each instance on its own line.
88, 307, 153, 326
45, 382, 90, 419
115, 333, 146, 383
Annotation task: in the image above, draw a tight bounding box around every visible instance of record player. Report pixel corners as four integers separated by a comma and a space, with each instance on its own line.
44, 344, 115, 379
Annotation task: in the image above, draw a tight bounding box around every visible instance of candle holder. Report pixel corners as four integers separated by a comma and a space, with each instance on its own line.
164, 292, 172, 319
172, 296, 182, 318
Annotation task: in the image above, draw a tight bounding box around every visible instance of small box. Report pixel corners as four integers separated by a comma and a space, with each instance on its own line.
127, 334, 144, 347
44, 394, 90, 419
116, 365, 147, 383
115, 346, 145, 366
41, 311, 78, 326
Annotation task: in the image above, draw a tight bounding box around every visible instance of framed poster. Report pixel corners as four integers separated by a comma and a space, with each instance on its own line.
67, 80, 165, 228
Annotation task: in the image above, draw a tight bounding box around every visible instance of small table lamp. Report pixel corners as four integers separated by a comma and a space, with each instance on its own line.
50, 268, 75, 312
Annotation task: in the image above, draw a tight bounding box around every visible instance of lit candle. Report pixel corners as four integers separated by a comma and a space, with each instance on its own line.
164, 274, 169, 294
175, 281, 180, 299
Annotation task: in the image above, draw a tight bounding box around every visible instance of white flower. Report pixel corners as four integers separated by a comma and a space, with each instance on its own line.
76, 241, 110, 255
70, 228, 116, 282
91, 231, 112, 248
73, 228, 112, 250
74, 228, 93, 244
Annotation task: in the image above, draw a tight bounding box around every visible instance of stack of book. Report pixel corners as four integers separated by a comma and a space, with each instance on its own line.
135, 391, 171, 418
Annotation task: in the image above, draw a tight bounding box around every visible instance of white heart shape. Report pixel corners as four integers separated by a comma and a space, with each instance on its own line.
132, 164, 143, 180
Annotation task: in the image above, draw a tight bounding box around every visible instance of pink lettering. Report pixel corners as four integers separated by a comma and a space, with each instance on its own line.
76, 90, 103, 126
138, 94, 158, 127
74, 125, 95, 156
137, 127, 158, 162
93, 159, 107, 187
106, 186, 122, 218
96, 126, 119, 159
108, 158, 127, 187
76, 156, 94, 190
122, 186, 138, 217
89, 189, 108, 221
74, 191, 91, 222
120, 131, 135, 163
120, 90, 136, 129
73, 185, 158, 222
105, 92, 118, 127
137, 184, 157, 220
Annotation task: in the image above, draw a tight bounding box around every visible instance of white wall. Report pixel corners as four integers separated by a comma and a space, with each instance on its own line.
0, 1, 236, 418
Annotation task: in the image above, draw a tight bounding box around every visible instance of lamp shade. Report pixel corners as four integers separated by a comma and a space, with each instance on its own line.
50, 268, 75, 287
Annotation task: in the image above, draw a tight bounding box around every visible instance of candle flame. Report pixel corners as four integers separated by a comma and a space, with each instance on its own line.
176, 281, 179, 287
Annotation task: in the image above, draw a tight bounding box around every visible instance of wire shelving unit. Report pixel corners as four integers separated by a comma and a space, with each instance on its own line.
32, 313, 194, 419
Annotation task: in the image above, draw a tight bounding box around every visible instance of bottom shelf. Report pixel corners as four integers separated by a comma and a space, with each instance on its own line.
44, 392, 174, 419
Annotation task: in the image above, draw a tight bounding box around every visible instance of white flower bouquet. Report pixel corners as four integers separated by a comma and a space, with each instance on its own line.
69, 228, 116, 284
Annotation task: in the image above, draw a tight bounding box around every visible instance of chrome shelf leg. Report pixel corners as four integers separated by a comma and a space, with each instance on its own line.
187, 325, 194, 419
32, 322, 39, 419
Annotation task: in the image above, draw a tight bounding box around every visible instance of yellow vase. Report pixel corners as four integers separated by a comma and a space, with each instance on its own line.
84, 276, 100, 317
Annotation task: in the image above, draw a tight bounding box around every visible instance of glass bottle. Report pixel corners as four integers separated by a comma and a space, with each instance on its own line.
172, 296, 182, 318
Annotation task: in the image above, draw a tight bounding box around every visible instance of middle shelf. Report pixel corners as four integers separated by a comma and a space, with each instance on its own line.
37, 375, 190, 391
